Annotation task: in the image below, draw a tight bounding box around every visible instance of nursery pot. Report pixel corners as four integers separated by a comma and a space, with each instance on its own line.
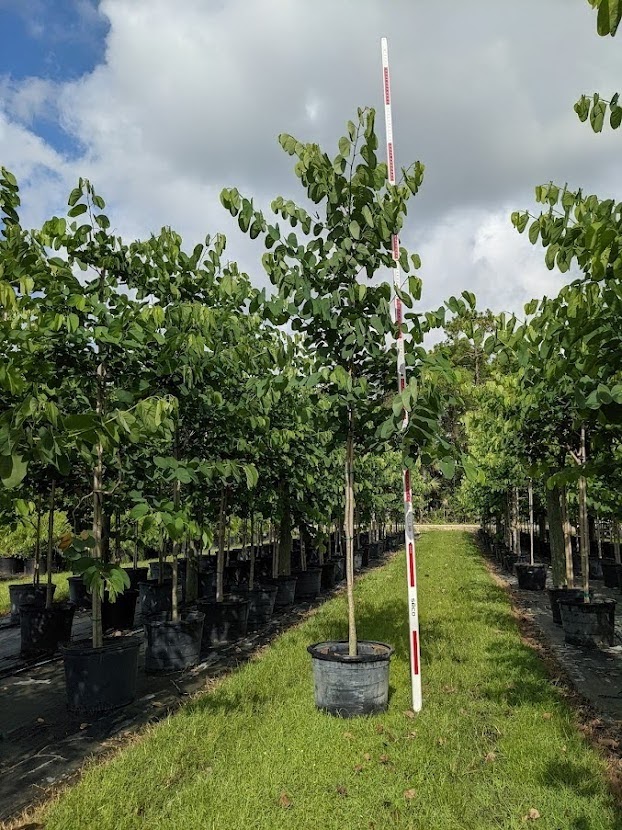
360, 545, 370, 568
272, 575, 298, 608
144, 611, 205, 673
0, 556, 24, 580
123, 567, 149, 590
197, 597, 249, 647
515, 563, 547, 591
9, 583, 55, 623
547, 587, 587, 625
321, 559, 338, 590
353, 553, 364, 572
293, 567, 322, 600
68, 575, 91, 610
558, 598, 616, 649
139, 579, 173, 621
588, 558, 604, 580
368, 542, 381, 561
503, 552, 519, 572
61, 636, 141, 715
307, 640, 394, 717
332, 557, 346, 582
102, 589, 138, 632
20, 602, 75, 657
601, 560, 621, 590
198, 570, 217, 599
244, 584, 278, 629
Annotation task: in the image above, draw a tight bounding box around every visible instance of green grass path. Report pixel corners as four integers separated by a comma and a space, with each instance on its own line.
42, 531, 620, 830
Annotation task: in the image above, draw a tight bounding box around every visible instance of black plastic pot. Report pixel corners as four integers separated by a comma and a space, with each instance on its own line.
600, 560, 620, 589
307, 640, 394, 717
547, 587, 587, 624
272, 575, 298, 608
197, 598, 249, 647
589, 559, 604, 580
149, 561, 186, 600
9, 583, 55, 623
332, 557, 346, 582
61, 637, 141, 715
139, 579, 172, 621
144, 611, 205, 673
515, 563, 547, 591
0, 556, 24, 580
102, 589, 138, 631
198, 570, 217, 599
20, 602, 75, 657
503, 552, 519, 572
558, 597, 616, 648
368, 542, 381, 561
245, 584, 278, 629
68, 575, 91, 610
321, 560, 338, 590
360, 545, 370, 568
293, 568, 322, 600
123, 567, 149, 590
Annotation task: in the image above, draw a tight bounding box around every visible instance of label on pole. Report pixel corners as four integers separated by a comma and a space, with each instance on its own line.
381, 36, 422, 712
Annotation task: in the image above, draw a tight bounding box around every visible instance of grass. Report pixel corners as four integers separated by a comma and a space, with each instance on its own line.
40, 531, 620, 830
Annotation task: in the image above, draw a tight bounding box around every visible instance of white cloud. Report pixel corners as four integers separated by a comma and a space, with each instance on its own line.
1, 0, 621, 314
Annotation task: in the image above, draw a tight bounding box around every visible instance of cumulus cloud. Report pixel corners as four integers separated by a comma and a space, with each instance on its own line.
1, 0, 621, 314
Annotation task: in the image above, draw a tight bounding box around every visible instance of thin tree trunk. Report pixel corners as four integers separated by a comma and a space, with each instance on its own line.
158, 529, 165, 586
171, 476, 181, 623
546, 485, 565, 587
528, 481, 534, 565
614, 519, 621, 565
578, 427, 590, 603
33, 493, 42, 587
560, 487, 574, 589
92, 439, 104, 648
216, 486, 227, 603
596, 519, 602, 561
277, 492, 292, 577
46, 480, 56, 610
345, 414, 357, 657
133, 521, 139, 570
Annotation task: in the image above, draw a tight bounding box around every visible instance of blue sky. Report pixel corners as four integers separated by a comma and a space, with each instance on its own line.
0, 0, 108, 155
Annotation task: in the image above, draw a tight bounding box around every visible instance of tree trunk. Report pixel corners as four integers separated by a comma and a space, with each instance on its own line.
186, 534, 199, 605
614, 519, 621, 565
546, 484, 566, 589
512, 487, 520, 555
528, 481, 534, 565
278, 494, 292, 577
578, 427, 590, 603
171, 478, 181, 622
133, 521, 139, 571
560, 487, 575, 589
92, 441, 104, 649
216, 486, 227, 603
33, 493, 42, 587
46, 480, 56, 610
345, 415, 357, 657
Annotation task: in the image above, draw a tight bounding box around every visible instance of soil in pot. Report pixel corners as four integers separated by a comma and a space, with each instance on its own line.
307, 640, 394, 717
515, 563, 547, 591
244, 584, 278, 629
196, 598, 249, 647
139, 579, 172, 622
61, 636, 141, 715
68, 575, 91, 610
558, 598, 616, 648
0, 556, 24, 580
20, 602, 75, 657
601, 560, 621, 590
102, 589, 138, 631
123, 566, 149, 590
321, 560, 338, 590
144, 611, 205, 673
9, 583, 55, 623
272, 575, 298, 608
293, 567, 322, 600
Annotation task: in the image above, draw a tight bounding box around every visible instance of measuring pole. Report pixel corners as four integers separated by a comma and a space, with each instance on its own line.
381, 37, 422, 712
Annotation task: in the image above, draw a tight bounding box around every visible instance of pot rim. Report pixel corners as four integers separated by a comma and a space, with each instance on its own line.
196, 597, 249, 608
60, 635, 142, 658
515, 562, 547, 570
143, 611, 205, 629
19, 600, 75, 613
307, 640, 394, 664
558, 597, 616, 609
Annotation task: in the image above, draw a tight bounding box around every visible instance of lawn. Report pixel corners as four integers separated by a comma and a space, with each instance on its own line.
41, 531, 619, 830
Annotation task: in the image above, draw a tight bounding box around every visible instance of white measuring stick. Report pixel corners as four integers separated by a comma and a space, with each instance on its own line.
381, 37, 422, 712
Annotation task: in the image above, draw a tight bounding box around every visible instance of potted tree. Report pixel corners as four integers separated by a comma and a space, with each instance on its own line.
223, 109, 445, 715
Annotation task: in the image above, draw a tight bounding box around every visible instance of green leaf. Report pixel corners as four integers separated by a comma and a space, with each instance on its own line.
68, 203, 88, 218
528, 220, 541, 245
1, 455, 27, 489
597, 0, 622, 35
349, 220, 361, 240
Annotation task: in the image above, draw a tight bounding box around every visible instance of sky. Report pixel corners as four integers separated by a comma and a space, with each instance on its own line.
0, 0, 621, 317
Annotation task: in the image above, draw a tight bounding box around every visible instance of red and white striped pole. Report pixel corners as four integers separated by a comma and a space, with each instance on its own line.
381, 37, 422, 712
